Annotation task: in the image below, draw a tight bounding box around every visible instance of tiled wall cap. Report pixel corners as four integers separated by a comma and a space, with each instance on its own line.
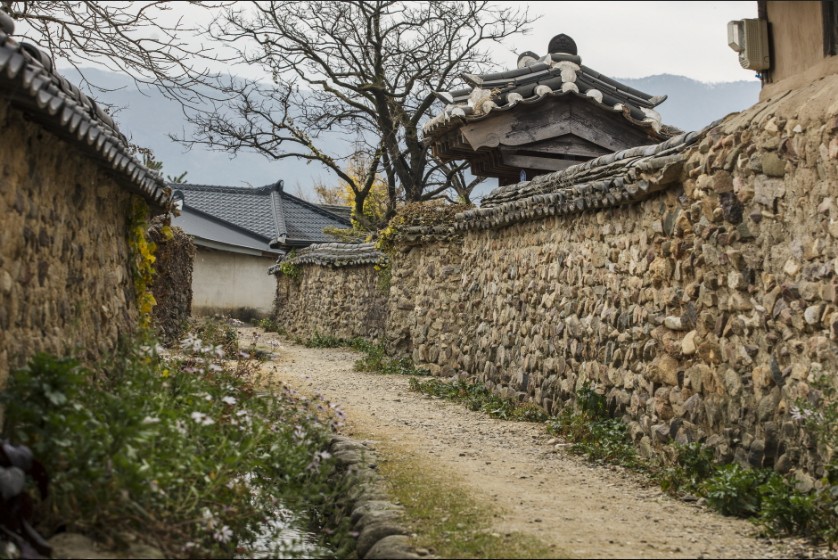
0, 11, 14, 35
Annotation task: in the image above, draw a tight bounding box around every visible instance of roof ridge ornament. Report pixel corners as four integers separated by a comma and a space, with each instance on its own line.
517, 51, 540, 69
548, 33, 577, 55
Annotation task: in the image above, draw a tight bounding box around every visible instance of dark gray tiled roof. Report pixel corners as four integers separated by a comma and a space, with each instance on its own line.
174, 207, 279, 254
424, 34, 678, 140
0, 16, 170, 208
175, 184, 280, 240
269, 242, 386, 274
173, 182, 351, 248
284, 197, 347, 242
318, 204, 352, 222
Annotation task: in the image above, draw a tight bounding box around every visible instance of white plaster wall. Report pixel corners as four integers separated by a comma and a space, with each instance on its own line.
192, 248, 276, 314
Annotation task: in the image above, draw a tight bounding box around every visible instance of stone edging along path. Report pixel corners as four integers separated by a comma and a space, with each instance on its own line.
327, 435, 433, 559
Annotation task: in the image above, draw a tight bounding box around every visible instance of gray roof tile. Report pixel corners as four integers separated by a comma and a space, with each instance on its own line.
450, 123, 715, 232
0, 23, 170, 208
425, 34, 677, 141
173, 182, 351, 248
269, 242, 386, 273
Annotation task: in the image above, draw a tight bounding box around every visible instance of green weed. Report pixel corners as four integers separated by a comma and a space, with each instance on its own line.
408, 377, 548, 422
304, 332, 348, 349
303, 334, 429, 376
548, 411, 640, 468
189, 317, 239, 356
544, 383, 640, 468
257, 316, 284, 334
701, 464, 773, 517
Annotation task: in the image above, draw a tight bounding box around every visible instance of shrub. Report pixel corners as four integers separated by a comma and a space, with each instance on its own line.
546, 383, 639, 468
189, 317, 239, 356
1, 337, 345, 558
659, 442, 717, 496
701, 464, 773, 518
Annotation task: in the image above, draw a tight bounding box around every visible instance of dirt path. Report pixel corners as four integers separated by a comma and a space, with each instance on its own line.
242, 327, 827, 559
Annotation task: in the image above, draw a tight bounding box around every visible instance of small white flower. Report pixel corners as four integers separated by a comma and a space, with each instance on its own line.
190, 411, 215, 426
222, 396, 237, 405
141, 416, 160, 425
214, 525, 233, 543
149, 480, 164, 494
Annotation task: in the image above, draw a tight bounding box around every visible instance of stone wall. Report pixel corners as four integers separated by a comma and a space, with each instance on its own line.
270, 77, 837, 475
0, 100, 144, 385
273, 244, 388, 342
151, 224, 195, 345
386, 239, 465, 374
392, 76, 838, 475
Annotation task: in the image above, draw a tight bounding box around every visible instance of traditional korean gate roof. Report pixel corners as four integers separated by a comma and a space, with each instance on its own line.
424, 34, 681, 184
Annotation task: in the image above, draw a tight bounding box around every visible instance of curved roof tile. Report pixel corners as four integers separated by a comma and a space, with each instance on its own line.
173, 182, 352, 248
0, 23, 170, 209
424, 36, 677, 141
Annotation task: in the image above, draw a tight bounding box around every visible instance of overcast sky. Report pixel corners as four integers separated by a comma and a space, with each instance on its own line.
489, 1, 758, 83
27, 1, 759, 85
182, 1, 759, 85
13, 1, 762, 192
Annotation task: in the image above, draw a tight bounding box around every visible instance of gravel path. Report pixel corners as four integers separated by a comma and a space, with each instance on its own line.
242, 327, 832, 559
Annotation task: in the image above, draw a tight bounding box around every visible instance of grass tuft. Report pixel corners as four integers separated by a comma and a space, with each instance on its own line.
302, 333, 430, 376
376, 443, 558, 559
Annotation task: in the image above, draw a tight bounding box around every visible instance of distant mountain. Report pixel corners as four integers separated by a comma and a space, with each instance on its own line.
620, 74, 760, 132
62, 68, 340, 196
63, 68, 760, 199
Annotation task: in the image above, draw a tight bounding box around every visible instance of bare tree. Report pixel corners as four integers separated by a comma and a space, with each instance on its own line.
1, 1, 225, 103
182, 1, 534, 218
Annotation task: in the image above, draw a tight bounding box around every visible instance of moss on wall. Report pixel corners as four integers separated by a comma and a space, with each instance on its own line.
151, 224, 195, 345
